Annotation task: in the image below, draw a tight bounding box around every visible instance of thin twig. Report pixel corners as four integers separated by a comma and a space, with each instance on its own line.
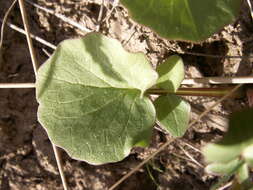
188, 84, 243, 127
0, 83, 35, 88
178, 145, 204, 168
181, 51, 253, 59
96, 0, 104, 31
0, 20, 56, 49
52, 145, 68, 190
25, 0, 92, 33
246, 0, 253, 21
182, 76, 253, 85
18, 0, 38, 75
0, 0, 17, 50
108, 138, 175, 190
217, 181, 233, 190
102, 0, 118, 23
180, 140, 201, 153
17, 0, 68, 189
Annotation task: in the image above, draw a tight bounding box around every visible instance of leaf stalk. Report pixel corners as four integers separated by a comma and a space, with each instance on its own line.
147, 87, 244, 98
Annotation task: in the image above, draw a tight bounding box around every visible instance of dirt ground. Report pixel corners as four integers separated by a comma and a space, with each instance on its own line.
0, 0, 252, 190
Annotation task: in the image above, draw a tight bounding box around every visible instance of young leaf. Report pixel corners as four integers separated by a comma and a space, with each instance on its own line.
120, 0, 241, 42
156, 55, 184, 92
209, 161, 245, 190
36, 33, 158, 164
205, 159, 244, 175
242, 145, 253, 168
203, 108, 253, 163
154, 95, 190, 137
236, 163, 249, 185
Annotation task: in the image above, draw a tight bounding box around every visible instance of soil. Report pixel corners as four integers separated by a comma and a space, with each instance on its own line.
0, 0, 252, 190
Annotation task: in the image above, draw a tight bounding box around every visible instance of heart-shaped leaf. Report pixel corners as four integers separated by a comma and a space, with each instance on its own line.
36, 33, 158, 164
121, 0, 241, 42
156, 55, 184, 92
154, 95, 190, 137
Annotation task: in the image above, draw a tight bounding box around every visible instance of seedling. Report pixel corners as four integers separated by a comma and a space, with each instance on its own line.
36, 33, 190, 164
30, 0, 253, 189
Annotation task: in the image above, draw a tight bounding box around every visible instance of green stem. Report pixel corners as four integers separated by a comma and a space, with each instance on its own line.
147, 87, 244, 98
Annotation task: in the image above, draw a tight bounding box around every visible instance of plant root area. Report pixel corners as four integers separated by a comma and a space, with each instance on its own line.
0, 0, 252, 189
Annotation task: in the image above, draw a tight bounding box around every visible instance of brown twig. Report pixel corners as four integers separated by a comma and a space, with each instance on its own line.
0, 20, 56, 49
17, 0, 68, 189
108, 138, 175, 190
0, 83, 35, 88
25, 0, 92, 33
96, 0, 105, 31
0, 0, 17, 50
182, 76, 253, 85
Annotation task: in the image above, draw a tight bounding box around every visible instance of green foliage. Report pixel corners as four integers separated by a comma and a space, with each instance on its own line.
156, 55, 184, 92
36, 33, 189, 164
120, 0, 241, 42
205, 158, 243, 175
36, 33, 158, 164
35, 0, 245, 168
203, 108, 253, 189
154, 95, 190, 137
203, 109, 253, 163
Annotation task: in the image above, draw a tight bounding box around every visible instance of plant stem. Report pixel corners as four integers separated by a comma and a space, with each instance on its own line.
147, 87, 244, 98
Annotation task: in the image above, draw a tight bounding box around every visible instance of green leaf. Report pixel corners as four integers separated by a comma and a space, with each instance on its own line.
237, 163, 249, 185
209, 160, 244, 190
120, 0, 241, 42
203, 109, 253, 163
36, 33, 158, 164
156, 55, 184, 92
206, 158, 243, 175
242, 145, 253, 168
154, 95, 190, 137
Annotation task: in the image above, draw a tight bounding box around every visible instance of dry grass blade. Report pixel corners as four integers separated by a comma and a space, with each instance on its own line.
247, 0, 253, 20
109, 84, 243, 190
102, 0, 118, 23
17, 0, 68, 189
25, 0, 92, 33
180, 140, 202, 153
108, 138, 175, 190
18, 0, 38, 75
178, 145, 203, 168
182, 76, 253, 85
0, 0, 17, 50
96, 0, 105, 31
0, 20, 56, 50
0, 83, 35, 88
181, 51, 253, 59
188, 84, 243, 127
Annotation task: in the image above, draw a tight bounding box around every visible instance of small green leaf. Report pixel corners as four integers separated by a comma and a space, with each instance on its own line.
206, 159, 243, 175
156, 55, 184, 92
121, 0, 241, 42
154, 95, 190, 137
237, 163, 249, 185
36, 33, 158, 164
203, 108, 253, 163
209, 160, 245, 190
243, 145, 253, 168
